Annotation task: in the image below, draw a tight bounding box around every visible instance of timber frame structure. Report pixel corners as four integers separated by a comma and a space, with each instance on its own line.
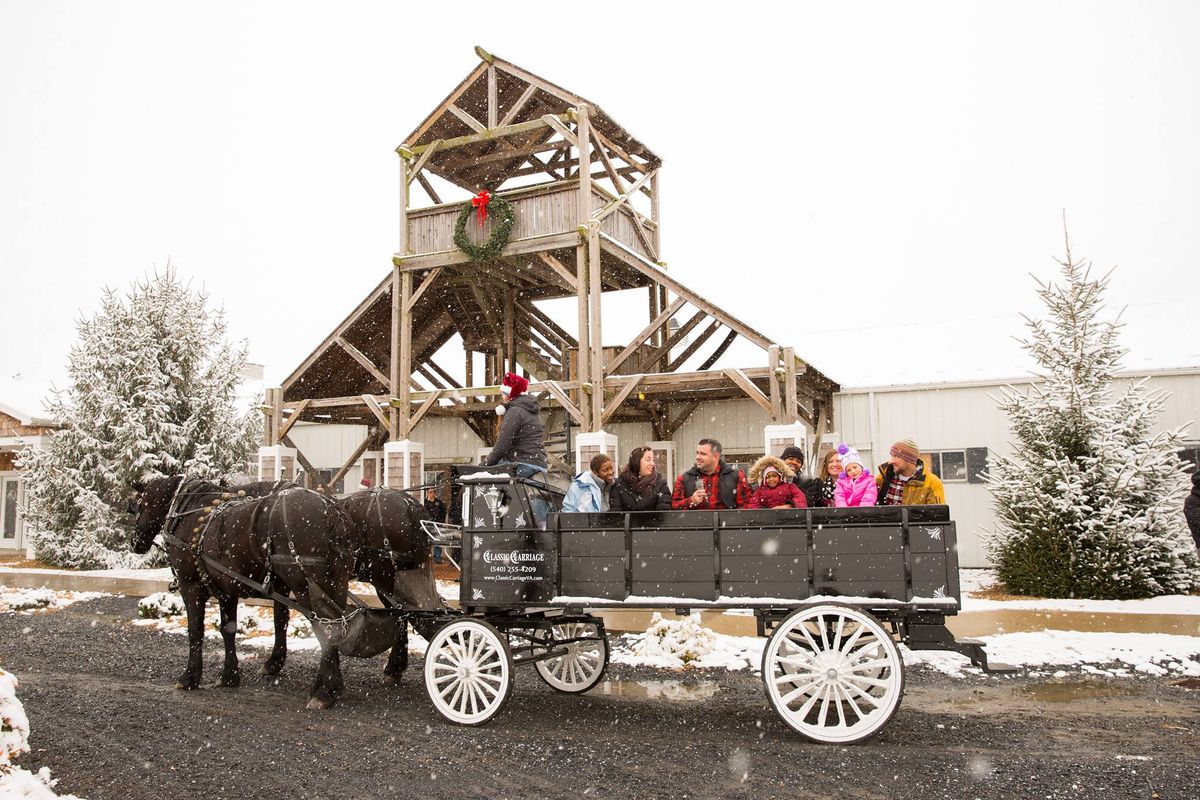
267, 47, 837, 482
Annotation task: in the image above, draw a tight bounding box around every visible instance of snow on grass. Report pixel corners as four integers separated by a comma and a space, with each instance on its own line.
609, 608, 1200, 680
1, 669, 83, 799
611, 612, 764, 671
903, 630, 1200, 678
959, 568, 1200, 614
132, 593, 322, 651
0, 586, 106, 614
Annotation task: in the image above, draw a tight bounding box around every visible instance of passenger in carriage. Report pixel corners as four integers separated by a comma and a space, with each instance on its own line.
484, 372, 548, 479
746, 456, 807, 509
876, 438, 945, 506
833, 444, 878, 507
562, 453, 615, 513
672, 438, 752, 510
610, 446, 672, 512
812, 448, 842, 507
780, 445, 824, 508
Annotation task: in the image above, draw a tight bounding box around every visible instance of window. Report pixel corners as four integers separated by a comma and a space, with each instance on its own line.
925, 448, 988, 484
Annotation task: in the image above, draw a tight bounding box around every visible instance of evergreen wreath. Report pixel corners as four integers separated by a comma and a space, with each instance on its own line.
453, 193, 515, 261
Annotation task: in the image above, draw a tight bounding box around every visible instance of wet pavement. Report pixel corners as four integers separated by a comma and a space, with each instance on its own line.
3, 595, 1199, 800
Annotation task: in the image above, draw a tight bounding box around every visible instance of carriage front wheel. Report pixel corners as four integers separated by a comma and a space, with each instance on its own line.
424, 618, 514, 725
534, 622, 609, 693
761, 604, 904, 744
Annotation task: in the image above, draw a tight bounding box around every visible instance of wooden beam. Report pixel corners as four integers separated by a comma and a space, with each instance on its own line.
407, 266, 443, 311
541, 114, 579, 147
698, 330, 737, 371
592, 168, 658, 223
498, 83, 538, 127
423, 357, 461, 389
281, 275, 392, 392
398, 271, 413, 437
280, 435, 319, 483
536, 252, 578, 290
402, 61, 489, 148
591, 127, 652, 179
487, 66, 498, 128
518, 299, 576, 346
276, 398, 310, 442
360, 394, 391, 430
328, 434, 374, 493
406, 140, 441, 185
541, 380, 585, 426
408, 115, 567, 155
336, 336, 389, 388
665, 401, 701, 438
395, 231, 583, 271
767, 344, 783, 421
723, 368, 774, 415
666, 320, 721, 372
447, 103, 487, 134
416, 173, 442, 205
408, 390, 442, 431
600, 233, 781, 354
640, 309, 705, 373
783, 346, 799, 423
602, 374, 643, 424
607, 296, 685, 375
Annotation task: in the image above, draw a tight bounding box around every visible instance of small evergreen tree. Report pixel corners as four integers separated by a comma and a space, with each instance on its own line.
19, 269, 261, 569
986, 236, 1200, 599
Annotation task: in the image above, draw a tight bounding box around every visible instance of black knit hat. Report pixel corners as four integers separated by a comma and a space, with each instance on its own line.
780, 446, 805, 465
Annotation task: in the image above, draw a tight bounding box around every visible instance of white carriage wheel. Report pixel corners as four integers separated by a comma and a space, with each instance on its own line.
761, 604, 904, 744
534, 622, 609, 693
424, 619, 514, 726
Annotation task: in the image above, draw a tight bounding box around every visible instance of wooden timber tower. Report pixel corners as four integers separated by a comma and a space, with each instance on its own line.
262, 47, 837, 488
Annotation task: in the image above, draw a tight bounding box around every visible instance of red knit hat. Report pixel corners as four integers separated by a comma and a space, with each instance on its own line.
501, 372, 528, 399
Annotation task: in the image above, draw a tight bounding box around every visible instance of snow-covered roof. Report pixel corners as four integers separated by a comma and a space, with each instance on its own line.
797, 301, 1200, 390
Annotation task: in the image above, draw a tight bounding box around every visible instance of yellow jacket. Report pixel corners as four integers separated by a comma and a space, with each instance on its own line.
875, 460, 946, 505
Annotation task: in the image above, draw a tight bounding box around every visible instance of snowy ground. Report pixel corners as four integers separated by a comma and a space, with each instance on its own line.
8, 570, 1200, 681
1, 669, 82, 799
0, 586, 106, 615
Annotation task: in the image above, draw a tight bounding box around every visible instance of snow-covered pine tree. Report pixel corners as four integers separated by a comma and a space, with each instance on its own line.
18, 269, 261, 569
986, 237, 1200, 599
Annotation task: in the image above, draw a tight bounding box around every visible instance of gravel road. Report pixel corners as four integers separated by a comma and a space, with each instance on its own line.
2, 596, 1198, 800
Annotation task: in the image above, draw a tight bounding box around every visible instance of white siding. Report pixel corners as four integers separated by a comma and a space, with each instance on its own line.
834, 369, 1200, 568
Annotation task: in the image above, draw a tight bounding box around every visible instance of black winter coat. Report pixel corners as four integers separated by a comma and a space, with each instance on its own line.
792, 475, 826, 508
610, 474, 672, 512
1185, 471, 1200, 550
485, 395, 547, 468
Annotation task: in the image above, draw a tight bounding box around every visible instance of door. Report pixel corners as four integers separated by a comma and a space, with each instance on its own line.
0, 476, 21, 551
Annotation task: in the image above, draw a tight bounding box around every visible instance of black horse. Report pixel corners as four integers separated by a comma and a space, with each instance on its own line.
130, 476, 362, 709
339, 487, 446, 683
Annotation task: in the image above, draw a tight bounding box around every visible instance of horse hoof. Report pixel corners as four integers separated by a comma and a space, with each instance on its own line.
381, 672, 401, 686
175, 680, 200, 691
216, 676, 241, 689
306, 696, 334, 711
257, 663, 282, 678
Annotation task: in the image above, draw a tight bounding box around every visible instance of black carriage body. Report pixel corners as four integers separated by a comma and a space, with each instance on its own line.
457, 469, 961, 613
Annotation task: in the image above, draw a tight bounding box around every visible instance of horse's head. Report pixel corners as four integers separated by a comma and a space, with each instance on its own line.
127, 475, 183, 553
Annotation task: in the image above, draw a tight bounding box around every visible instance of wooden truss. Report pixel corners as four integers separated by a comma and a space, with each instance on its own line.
270, 47, 837, 462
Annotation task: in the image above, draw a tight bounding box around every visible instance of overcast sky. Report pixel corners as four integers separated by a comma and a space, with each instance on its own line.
2, 1, 1198, 411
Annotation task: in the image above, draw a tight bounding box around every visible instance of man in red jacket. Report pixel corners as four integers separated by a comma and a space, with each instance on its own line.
672, 438, 751, 510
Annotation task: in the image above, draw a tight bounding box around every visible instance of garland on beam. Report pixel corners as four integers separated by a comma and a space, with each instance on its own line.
454, 190, 516, 261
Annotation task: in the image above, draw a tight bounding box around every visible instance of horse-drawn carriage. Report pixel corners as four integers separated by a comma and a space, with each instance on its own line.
409, 465, 995, 744
130, 465, 995, 743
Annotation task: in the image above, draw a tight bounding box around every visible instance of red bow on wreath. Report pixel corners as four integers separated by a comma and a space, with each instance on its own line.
471, 190, 491, 226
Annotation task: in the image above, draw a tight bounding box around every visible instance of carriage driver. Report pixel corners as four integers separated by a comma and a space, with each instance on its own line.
671, 438, 752, 510
484, 372, 548, 479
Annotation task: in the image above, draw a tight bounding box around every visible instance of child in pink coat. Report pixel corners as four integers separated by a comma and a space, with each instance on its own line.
834, 444, 877, 507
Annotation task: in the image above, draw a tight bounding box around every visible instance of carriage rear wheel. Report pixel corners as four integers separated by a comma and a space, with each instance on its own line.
761, 604, 904, 744
424, 619, 514, 725
533, 622, 609, 693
